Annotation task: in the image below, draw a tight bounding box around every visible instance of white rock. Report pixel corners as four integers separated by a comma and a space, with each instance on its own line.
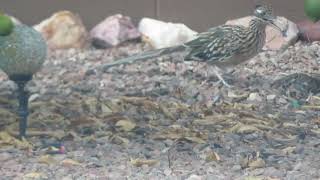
226, 16, 299, 51
248, 92, 262, 102
163, 168, 172, 176
278, 97, 288, 104
266, 94, 277, 101
28, 93, 40, 103
186, 174, 203, 180
34, 11, 88, 49
138, 18, 197, 49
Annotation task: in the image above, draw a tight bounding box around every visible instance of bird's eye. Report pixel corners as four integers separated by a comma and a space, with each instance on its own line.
256, 9, 265, 15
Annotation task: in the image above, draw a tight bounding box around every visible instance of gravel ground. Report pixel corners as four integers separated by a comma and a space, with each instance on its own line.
0, 41, 320, 180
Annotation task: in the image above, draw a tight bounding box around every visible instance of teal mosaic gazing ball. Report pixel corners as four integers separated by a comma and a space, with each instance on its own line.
0, 24, 47, 79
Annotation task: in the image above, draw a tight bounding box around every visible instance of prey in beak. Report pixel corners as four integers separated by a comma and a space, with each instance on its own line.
254, 5, 287, 37
266, 16, 288, 37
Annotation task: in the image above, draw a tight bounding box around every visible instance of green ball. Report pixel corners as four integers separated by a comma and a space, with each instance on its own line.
0, 25, 47, 78
304, 0, 320, 22
0, 15, 13, 36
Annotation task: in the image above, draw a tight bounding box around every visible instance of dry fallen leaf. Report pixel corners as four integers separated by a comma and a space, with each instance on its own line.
115, 120, 136, 132
152, 125, 208, 142
311, 129, 320, 134
281, 146, 296, 155
233, 103, 255, 110
302, 105, 320, 110
0, 97, 15, 105
0, 132, 32, 149
38, 155, 57, 165
193, 114, 234, 126
0, 108, 18, 125
159, 104, 175, 120
265, 177, 282, 180
121, 96, 159, 110
110, 135, 130, 145
248, 158, 266, 169
100, 104, 113, 117
61, 159, 81, 167
229, 123, 261, 134
311, 118, 320, 125
186, 174, 203, 180
184, 136, 206, 144
282, 122, 298, 128
205, 150, 221, 162
244, 176, 263, 180
130, 158, 158, 167
23, 172, 47, 179
83, 97, 99, 114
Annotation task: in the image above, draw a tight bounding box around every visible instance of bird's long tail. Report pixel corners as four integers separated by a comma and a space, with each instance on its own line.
100, 45, 186, 71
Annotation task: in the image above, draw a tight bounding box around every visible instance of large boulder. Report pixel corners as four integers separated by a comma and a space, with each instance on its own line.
34, 11, 88, 49
138, 18, 197, 49
90, 14, 141, 49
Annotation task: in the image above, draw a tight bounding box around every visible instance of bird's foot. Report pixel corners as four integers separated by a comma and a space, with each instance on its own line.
200, 77, 231, 87
209, 66, 233, 88
213, 73, 233, 88
215, 79, 233, 88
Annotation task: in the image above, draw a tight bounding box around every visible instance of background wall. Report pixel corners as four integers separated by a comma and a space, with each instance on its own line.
1, 0, 305, 32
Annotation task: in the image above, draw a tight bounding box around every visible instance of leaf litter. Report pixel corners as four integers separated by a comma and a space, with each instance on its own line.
0, 41, 320, 179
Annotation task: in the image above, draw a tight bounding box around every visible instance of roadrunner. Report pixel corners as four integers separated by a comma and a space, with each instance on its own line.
100, 5, 285, 87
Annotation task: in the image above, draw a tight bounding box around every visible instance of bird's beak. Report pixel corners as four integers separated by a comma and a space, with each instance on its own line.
267, 16, 287, 37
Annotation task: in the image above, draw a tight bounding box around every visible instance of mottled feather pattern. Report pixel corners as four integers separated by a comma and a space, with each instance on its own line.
184, 18, 267, 66
184, 25, 245, 62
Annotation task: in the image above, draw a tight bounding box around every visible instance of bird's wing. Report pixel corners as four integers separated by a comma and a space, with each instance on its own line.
184, 25, 245, 63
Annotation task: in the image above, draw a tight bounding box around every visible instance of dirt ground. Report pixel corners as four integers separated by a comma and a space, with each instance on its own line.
0, 41, 320, 180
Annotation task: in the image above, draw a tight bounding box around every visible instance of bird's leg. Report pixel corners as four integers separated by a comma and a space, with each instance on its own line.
16, 80, 30, 139
201, 64, 211, 86
212, 66, 232, 88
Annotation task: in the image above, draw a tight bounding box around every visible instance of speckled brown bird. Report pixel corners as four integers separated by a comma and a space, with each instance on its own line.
100, 5, 285, 87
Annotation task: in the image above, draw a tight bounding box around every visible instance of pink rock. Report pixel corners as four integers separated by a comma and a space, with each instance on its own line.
297, 20, 320, 42
226, 16, 299, 51
90, 14, 141, 49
